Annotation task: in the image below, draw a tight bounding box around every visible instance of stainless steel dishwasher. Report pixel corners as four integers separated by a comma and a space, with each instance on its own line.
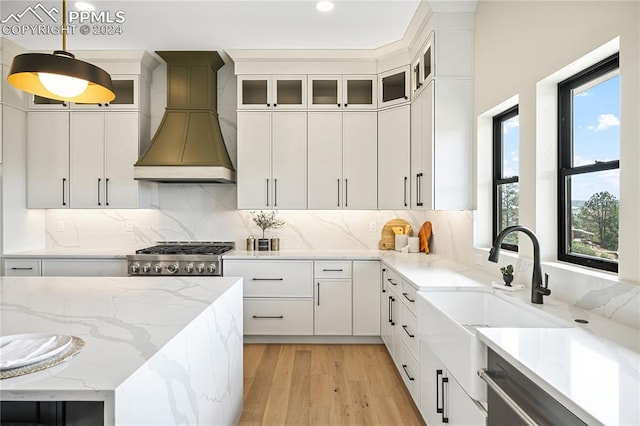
479, 349, 587, 426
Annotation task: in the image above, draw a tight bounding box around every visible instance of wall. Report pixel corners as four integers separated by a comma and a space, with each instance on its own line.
472, 1, 640, 332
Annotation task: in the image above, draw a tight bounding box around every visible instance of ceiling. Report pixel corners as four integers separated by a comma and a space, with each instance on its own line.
1, 0, 423, 52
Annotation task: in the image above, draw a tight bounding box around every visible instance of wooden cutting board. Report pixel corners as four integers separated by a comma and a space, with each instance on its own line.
378, 218, 412, 250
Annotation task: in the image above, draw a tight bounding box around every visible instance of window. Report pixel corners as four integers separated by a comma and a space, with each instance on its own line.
558, 54, 619, 272
493, 106, 519, 251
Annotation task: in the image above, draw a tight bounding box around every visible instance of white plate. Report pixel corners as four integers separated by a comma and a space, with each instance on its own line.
0, 333, 73, 370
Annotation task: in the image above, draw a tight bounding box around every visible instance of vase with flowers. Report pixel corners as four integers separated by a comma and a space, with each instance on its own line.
251, 211, 285, 251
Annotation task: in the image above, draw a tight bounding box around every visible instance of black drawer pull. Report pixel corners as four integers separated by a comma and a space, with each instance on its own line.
387, 278, 398, 286
402, 364, 415, 381
402, 325, 414, 338
322, 268, 344, 272
252, 315, 284, 319
402, 292, 415, 303
252, 278, 284, 281
10, 267, 34, 270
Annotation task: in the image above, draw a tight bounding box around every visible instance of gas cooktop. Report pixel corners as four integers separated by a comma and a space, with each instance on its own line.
127, 241, 235, 276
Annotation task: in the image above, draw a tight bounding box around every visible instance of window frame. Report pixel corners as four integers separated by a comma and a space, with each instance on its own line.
492, 105, 519, 251
557, 53, 620, 273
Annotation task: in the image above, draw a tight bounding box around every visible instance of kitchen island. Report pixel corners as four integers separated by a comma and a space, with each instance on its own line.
0, 275, 243, 426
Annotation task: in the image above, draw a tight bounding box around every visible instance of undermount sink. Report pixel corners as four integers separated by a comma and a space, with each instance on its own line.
417, 289, 570, 402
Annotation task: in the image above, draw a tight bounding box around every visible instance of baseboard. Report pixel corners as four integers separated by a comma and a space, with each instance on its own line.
243, 335, 383, 344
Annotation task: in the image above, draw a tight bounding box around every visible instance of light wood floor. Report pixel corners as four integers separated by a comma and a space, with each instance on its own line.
239, 344, 425, 426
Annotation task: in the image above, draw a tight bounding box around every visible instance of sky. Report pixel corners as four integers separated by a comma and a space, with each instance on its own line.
501, 73, 620, 202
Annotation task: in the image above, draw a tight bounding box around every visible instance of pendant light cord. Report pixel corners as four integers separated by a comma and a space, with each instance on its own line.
62, 0, 67, 51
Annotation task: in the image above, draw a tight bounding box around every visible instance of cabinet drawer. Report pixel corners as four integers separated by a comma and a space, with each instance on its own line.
4, 259, 41, 276
314, 261, 351, 278
400, 305, 419, 361
401, 281, 417, 315
42, 259, 127, 276
384, 268, 402, 294
225, 260, 313, 297
399, 341, 421, 405
244, 298, 313, 335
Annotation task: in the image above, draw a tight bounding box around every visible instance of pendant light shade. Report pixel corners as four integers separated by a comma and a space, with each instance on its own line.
6, 0, 115, 104
8, 50, 115, 104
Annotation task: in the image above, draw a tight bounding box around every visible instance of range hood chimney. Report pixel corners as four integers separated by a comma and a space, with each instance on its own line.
134, 51, 236, 183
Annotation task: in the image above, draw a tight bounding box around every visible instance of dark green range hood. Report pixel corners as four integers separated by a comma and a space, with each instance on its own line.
134, 51, 236, 183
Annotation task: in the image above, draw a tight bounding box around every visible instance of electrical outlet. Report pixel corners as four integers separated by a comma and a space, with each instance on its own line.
126, 220, 134, 232
369, 221, 377, 232
56, 221, 65, 232
474, 254, 484, 266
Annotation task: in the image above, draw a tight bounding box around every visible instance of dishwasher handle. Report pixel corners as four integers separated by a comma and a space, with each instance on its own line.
478, 368, 539, 426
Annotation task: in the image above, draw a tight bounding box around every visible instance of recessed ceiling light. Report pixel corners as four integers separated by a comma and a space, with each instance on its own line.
74, 1, 95, 11
316, 1, 334, 12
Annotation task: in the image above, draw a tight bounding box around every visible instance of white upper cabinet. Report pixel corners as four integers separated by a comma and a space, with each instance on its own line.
378, 66, 410, 108
27, 112, 70, 208
308, 75, 377, 110
411, 34, 434, 99
237, 75, 306, 110
27, 75, 139, 110
237, 111, 307, 209
307, 111, 377, 209
378, 105, 410, 210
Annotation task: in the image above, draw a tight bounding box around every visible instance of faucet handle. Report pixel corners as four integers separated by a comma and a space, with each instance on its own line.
538, 273, 552, 296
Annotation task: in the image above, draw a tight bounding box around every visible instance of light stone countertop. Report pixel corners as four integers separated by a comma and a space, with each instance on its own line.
2, 249, 130, 259
0, 275, 244, 425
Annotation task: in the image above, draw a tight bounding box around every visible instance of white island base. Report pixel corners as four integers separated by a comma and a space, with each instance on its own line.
0, 276, 243, 426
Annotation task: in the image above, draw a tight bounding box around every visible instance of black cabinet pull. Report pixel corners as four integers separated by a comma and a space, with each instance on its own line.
382, 268, 387, 293
252, 315, 283, 319
436, 370, 444, 414
97, 178, 102, 206
402, 364, 415, 381
317, 282, 321, 305
402, 292, 415, 303
344, 178, 348, 207
251, 278, 284, 281
105, 178, 110, 206
266, 178, 269, 206
274, 103, 277, 107
337, 103, 341, 107
62, 178, 67, 206
403, 176, 408, 207
344, 103, 348, 107
387, 278, 398, 286
402, 325, 414, 338
10, 267, 33, 270
274, 178, 278, 207
267, 103, 271, 107
337, 178, 340, 207
442, 376, 449, 423
390, 296, 395, 325
404, 96, 409, 100
322, 268, 343, 272
416, 173, 423, 207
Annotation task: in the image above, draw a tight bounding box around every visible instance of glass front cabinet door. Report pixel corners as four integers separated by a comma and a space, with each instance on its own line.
378, 66, 410, 108
308, 75, 377, 110
238, 75, 306, 110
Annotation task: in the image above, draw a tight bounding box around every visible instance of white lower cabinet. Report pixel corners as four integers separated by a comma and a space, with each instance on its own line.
352, 261, 380, 336
314, 278, 352, 335
41, 259, 127, 276
225, 259, 314, 336
226, 259, 380, 337
420, 341, 486, 426
3, 258, 126, 276
244, 299, 314, 335
3, 259, 41, 276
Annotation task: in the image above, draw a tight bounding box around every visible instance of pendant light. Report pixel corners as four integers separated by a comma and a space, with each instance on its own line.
7, 0, 115, 104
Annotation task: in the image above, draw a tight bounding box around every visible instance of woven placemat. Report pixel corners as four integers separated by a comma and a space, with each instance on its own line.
1, 336, 85, 380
